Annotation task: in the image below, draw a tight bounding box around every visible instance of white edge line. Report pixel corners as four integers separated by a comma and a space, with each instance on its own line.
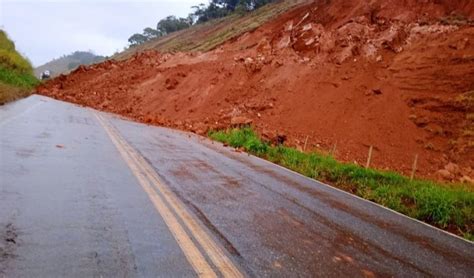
199, 138, 474, 245
82, 101, 473, 244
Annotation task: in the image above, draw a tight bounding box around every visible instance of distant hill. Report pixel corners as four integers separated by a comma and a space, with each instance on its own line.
35, 51, 105, 78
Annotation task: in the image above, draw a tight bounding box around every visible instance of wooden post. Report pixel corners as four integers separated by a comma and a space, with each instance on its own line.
330, 143, 337, 156
365, 146, 373, 169
410, 154, 418, 181
303, 135, 309, 152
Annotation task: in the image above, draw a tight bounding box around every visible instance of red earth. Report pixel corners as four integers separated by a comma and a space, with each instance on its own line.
37, 0, 474, 182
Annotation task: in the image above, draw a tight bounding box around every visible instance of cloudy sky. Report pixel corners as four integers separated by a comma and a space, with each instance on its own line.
0, 0, 202, 66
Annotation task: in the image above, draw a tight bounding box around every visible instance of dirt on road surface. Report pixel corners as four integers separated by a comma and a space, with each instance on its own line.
37, 0, 474, 181
1, 95, 473, 277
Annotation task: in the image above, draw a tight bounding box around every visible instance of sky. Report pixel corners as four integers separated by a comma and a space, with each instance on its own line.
0, 0, 202, 66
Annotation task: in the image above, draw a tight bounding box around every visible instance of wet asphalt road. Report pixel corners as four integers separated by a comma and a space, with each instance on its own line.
0, 95, 473, 277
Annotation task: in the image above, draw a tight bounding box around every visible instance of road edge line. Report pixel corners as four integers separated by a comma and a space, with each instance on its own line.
202, 139, 474, 245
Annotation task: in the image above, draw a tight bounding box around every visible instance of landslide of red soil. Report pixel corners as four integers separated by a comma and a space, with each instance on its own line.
38, 0, 474, 182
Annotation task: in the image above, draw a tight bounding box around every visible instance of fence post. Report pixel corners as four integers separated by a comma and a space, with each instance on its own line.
410, 154, 418, 181
365, 146, 373, 169
303, 135, 309, 152
330, 143, 337, 156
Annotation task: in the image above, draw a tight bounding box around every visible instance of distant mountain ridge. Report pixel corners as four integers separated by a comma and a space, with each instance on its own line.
35, 51, 105, 78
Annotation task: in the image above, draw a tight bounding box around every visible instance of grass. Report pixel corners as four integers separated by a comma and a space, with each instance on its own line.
0, 30, 38, 104
0, 66, 38, 105
190, 1, 296, 52
115, 0, 307, 60
0, 66, 38, 88
209, 127, 474, 240
0, 48, 33, 73
0, 82, 31, 104
0, 30, 34, 74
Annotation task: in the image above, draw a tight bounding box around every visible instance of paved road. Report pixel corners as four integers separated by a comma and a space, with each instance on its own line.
0, 95, 473, 277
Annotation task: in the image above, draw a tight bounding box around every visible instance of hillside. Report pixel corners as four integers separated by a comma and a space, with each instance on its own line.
35, 51, 105, 78
38, 0, 474, 182
115, 0, 308, 60
0, 30, 38, 104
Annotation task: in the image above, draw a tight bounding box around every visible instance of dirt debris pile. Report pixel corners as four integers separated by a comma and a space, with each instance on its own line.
38, 0, 474, 181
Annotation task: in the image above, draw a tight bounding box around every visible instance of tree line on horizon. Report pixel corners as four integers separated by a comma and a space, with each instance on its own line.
128, 0, 276, 46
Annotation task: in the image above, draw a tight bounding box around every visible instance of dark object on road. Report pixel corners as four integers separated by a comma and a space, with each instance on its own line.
40, 70, 51, 80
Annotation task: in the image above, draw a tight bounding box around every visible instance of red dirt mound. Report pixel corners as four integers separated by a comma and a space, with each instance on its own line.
37, 0, 474, 182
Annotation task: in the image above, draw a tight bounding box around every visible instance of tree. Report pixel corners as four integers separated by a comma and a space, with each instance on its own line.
215, 0, 240, 11
156, 16, 192, 35
128, 33, 148, 46
191, 2, 229, 23
126, 0, 277, 47
143, 27, 162, 40
190, 0, 276, 23
127, 15, 192, 47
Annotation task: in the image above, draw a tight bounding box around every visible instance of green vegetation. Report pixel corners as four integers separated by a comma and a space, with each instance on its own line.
190, 2, 292, 52
209, 127, 474, 240
127, 0, 278, 47
0, 66, 38, 88
191, 0, 276, 23
0, 30, 38, 104
118, 0, 301, 60
191, 2, 230, 24
0, 31, 33, 74
128, 16, 192, 46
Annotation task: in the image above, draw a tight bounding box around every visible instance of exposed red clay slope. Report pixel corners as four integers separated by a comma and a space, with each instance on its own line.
38, 0, 474, 182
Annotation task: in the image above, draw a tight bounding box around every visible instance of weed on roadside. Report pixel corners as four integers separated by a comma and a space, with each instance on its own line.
209, 127, 474, 240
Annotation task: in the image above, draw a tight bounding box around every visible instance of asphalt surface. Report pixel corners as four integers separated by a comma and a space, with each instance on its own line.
0, 95, 473, 277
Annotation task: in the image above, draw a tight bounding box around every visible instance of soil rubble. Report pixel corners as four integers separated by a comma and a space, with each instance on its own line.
37, 0, 474, 182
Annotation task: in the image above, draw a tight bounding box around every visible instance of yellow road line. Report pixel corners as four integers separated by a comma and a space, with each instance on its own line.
95, 113, 217, 278
96, 113, 244, 278
122, 136, 245, 278
97, 113, 244, 277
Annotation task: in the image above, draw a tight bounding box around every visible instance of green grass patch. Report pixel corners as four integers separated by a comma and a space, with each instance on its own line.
209, 127, 474, 240
0, 30, 34, 74
0, 30, 38, 104
0, 48, 33, 74
0, 66, 38, 89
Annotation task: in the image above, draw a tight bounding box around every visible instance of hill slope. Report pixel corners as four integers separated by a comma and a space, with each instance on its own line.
0, 30, 38, 104
38, 0, 474, 182
35, 51, 105, 78
115, 0, 308, 60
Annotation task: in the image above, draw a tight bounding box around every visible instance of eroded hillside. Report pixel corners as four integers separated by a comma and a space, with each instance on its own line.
38, 0, 474, 182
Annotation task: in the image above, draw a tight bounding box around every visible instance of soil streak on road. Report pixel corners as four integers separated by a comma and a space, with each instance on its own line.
1, 95, 473, 277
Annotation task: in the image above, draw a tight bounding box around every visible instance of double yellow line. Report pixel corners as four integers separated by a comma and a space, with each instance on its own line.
94, 113, 244, 278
